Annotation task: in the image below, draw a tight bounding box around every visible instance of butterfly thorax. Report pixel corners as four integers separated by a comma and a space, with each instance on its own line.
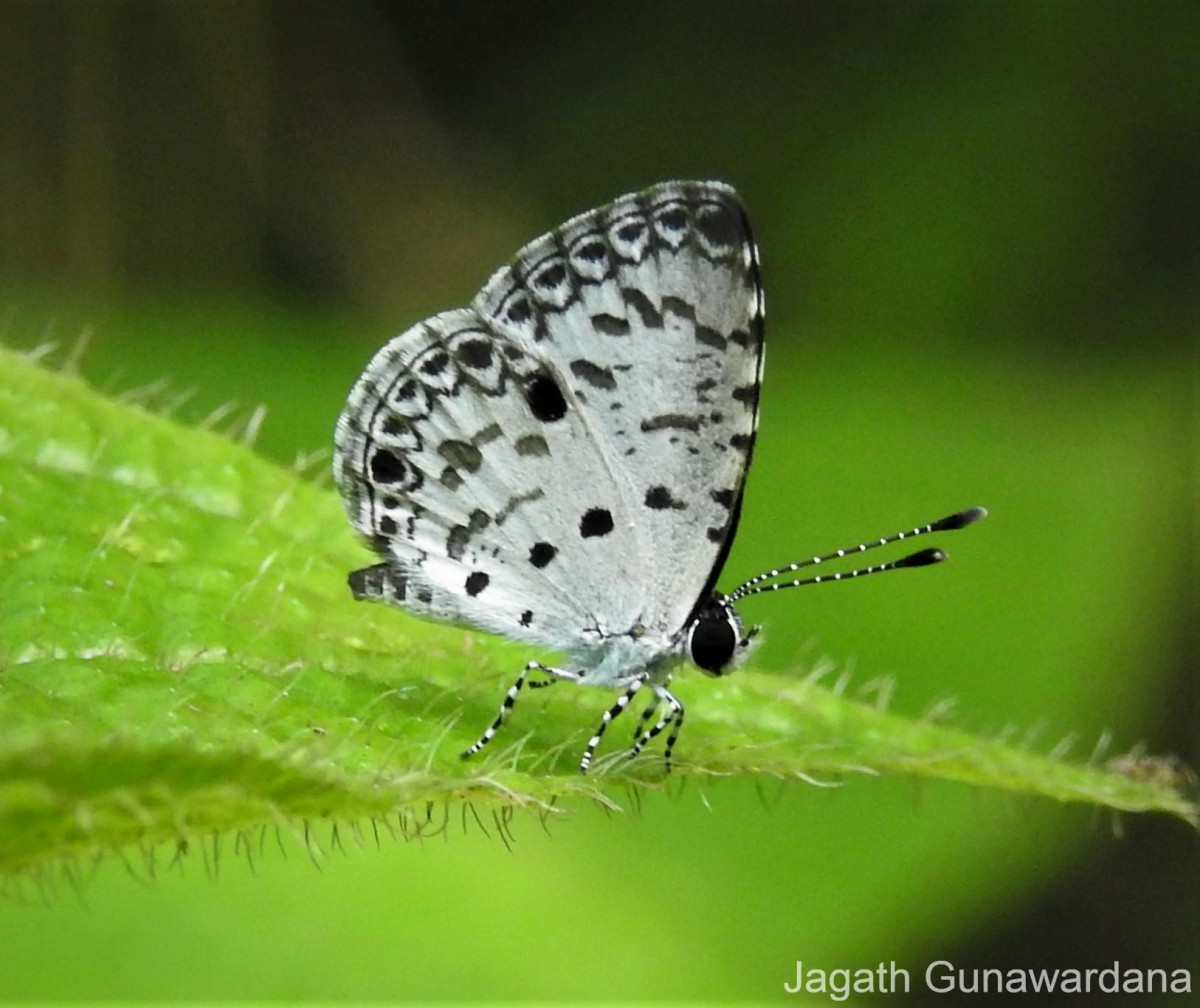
564, 626, 689, 689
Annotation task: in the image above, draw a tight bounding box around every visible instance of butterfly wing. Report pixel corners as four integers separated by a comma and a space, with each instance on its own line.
334, 181, 763, 664
473, 180, 764, 635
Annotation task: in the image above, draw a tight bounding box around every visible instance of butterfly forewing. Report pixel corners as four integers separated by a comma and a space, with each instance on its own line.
473, 181, 764, 637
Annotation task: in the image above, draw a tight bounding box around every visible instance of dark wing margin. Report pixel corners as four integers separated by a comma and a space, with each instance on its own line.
686, 189, 765, 624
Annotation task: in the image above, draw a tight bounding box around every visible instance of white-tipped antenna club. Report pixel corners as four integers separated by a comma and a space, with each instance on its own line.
729, 506, 987, 601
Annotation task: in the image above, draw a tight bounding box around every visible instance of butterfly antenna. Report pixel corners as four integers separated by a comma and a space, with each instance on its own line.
728, 506, 987, 601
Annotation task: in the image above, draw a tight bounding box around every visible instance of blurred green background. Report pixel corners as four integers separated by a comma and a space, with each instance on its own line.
0, 1, 1195, 1003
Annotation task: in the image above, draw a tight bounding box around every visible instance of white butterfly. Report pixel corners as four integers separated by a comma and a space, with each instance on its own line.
334, 180, 985, 772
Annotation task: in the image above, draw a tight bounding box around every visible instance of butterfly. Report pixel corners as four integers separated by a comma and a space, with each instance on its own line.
333, 180, 985, 773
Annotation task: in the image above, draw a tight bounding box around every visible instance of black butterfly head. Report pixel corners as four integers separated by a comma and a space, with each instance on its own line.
687, 593, 752, 677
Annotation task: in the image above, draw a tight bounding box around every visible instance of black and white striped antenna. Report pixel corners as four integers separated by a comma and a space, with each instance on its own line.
728, 506, 988, 601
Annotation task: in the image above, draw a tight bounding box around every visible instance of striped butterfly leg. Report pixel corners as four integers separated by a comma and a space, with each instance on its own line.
461, 661, 582, 760
629, 682, 685, 772
578, 675, 650, 774
630, 693, 661, 746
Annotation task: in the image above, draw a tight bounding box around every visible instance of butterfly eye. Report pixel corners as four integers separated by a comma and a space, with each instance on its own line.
688, 610, 738, 677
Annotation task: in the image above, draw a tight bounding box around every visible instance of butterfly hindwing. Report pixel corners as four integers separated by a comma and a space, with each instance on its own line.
334, 307, 652, 653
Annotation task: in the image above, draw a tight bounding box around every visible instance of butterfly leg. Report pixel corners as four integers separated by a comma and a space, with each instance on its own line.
629, 683, 685, 771
462, 661, 581, 760
579, 676, 647, 774
631, 695, 661, 745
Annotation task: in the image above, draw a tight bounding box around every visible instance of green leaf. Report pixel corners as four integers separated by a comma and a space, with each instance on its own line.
0, 345, 1193, 877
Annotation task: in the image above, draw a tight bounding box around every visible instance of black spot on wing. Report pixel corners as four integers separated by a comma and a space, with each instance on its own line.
711, 488, 735, 510
515, 434, 549, 457
465, 571, 489, 597
438, 440, 482, 472
380, 414, 407, 437
656, 205, 687, 234
369, 447, 405, 483
456, 338, 493, 369
502, 293, 532, 324
579, 507, 614, 538
420, 350, 450, 375
575, 239, 607, 263
475, 423, 502, 446
622, 288, 663, 328
645, 485, 686, 510
535, 261, 567, 290
694, 200, 742, 254
570, 359, 617, 391
732, 384, 759, 409
569, 234, 613, 284
529, 541, 557, 568
494, 487, 544, 526
447, 528, 469, 560
447, 509, 490, 561
641, 413, 701, 433
591, 313, 631, 336
525, 373, 568, 422
608, 212, 651, 264
661, 295, 696, 322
